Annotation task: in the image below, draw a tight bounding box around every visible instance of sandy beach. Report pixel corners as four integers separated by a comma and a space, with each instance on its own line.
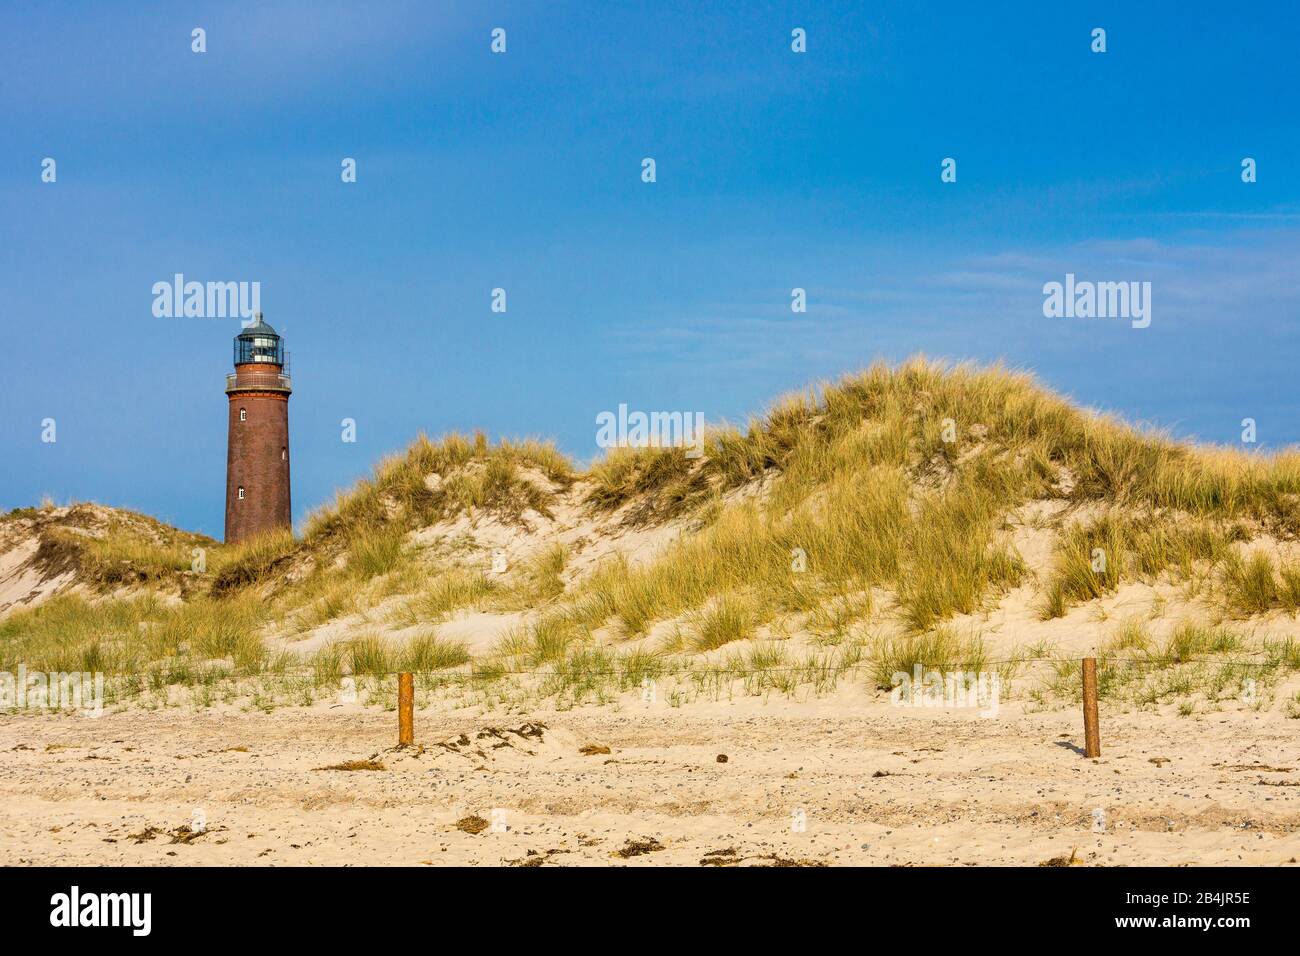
3, 691, 1296, 867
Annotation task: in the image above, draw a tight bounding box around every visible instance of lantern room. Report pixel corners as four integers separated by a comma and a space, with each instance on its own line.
234, 312, 286, 367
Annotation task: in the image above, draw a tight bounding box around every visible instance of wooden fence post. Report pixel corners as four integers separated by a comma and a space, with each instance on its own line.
398, 672, 414, 746
1081, 657, 1100, 758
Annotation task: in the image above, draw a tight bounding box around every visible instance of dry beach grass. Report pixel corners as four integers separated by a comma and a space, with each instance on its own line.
3, 358, 1300, 865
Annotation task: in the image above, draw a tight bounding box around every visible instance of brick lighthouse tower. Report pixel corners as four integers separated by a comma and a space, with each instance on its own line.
224, 312, 292, 543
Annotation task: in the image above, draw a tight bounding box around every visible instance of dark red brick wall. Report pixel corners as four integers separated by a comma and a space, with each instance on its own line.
225, 388, 291, 544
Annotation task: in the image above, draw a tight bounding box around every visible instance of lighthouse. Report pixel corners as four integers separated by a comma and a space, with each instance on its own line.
224, 312, 292, 543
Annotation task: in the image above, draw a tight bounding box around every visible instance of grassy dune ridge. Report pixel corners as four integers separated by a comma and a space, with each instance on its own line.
5, 358, 1300, 712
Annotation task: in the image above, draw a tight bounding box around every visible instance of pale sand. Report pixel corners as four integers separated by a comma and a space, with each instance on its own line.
1, 692, 1296, 866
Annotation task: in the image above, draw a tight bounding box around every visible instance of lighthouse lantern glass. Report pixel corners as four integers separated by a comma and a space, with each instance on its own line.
233, 330, 285, 367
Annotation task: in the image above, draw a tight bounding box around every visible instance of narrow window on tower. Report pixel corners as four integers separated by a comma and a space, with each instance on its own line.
281, 447, 287, 461
238, 486, 245, 500
239, 408, 247, 421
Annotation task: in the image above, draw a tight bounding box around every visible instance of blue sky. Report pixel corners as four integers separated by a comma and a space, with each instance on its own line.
3, 1, 1298, 537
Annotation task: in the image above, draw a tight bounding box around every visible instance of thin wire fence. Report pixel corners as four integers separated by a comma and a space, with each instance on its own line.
287, 652, 1296, 683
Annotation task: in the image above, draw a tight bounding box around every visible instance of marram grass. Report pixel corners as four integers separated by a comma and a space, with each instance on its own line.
8, 357, 1300, 710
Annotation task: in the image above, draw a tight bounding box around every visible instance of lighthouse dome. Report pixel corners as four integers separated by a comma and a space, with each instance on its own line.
234, 312, 285, 365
